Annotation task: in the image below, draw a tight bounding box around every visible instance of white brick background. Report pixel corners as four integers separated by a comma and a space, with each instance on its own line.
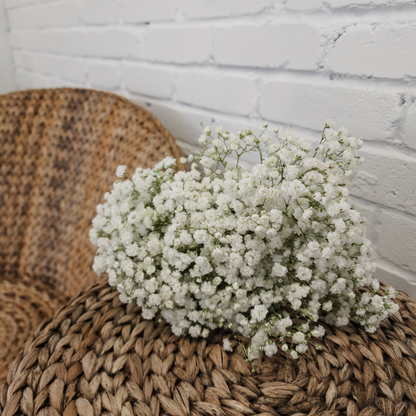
3, 0, 416, 294
0, 0, 14, 93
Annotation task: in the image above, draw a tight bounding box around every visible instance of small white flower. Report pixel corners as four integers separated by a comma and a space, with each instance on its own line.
264, 343, 277, 357
297, 266, 312, 282
296, 344, 308, 354
311, 325, 325, 338
322, 301, 332, 311
213, 276, 222, 286
292, 332, 305, 343
198, 135, 208, 144
251, 305, 268, 322
116, 165, 127, 178
189, 325, 201, 337
92, 120, 395, 362
325, 119, 336, 128
223, 338, 233, 352
292, 299, 302, 310
212, 139, 223, 148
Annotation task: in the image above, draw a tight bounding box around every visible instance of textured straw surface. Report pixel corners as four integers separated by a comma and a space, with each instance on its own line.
0, 88, 184, 383
2, 278, 416, 416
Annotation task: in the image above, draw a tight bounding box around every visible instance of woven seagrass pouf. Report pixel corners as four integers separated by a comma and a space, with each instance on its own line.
0, 88, 184, 383
2, 277, 416, 416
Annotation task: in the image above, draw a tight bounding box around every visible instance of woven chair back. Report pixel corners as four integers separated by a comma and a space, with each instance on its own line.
0, 89, 184, 384
0, 88, 183, 298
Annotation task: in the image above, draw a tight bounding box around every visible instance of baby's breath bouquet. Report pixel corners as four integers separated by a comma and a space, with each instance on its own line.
90, 120, 398, 360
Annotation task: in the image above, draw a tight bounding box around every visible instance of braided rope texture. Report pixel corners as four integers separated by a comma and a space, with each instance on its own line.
0, 88, 184, 384
2, 278, 416, 416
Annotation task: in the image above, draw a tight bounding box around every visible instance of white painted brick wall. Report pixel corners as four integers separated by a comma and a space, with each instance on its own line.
3, 0, 416, 295
0, 0, 15, 94
213, 24, 321, 70
176, 72, 257, 115
122, 0, 176, 23
123, 64, 174, 99
259, 80, 401, 141
58, 57, 86, 84
180, 0, 274, 19
8, 1, 79, 30
88, 62, 120, 90
405, 101, 416, 150
81, 0, 119, 25
145, 27, 211, 64
328, 23, 416, 78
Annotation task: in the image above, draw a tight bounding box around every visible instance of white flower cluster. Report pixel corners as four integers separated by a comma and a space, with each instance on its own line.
91, 120, 399, 360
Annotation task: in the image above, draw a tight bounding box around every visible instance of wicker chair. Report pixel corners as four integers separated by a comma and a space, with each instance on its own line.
2, 278, 416, 416
0, 88, 184, 384
3, 90, 416, 416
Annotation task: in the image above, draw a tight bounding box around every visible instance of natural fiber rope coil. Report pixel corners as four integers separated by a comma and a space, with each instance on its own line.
2, 277, 416, 416
0, 88, 184, 384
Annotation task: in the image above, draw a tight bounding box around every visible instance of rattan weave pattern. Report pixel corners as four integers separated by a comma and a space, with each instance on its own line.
2, 278, 416, 416
0, 88, 184, 383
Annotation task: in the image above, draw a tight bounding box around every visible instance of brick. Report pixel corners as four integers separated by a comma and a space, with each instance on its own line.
88, 62, 120, 90
64, 32, 98, 56
176, 72, 256, 116
329, 0, 393, 6
32, 73, 51, 88
13, 51, 35, 72
374, 260, 416, 299
8, 31, 26, 49
122, 0, 176, 22
404, 101, 416, 151
181, 0, 273, 19
58, 57, 86, 83
123, 64, 174, 99
350, 196, 379, 246
214, 24, 320, 70
30, 31, 74, 55
4, 0, 38, 9
33, 54, 59, 76
65, 30, 141, 58
145, 28, 210, 64
7, 1, 79, 30
8, 31, 50, 52
378, 210, 416, 273
47, 77, 72, 88
22, 72, 50, 89
350, 147, 416, 216
15, 70, 30, 90
259, 80, 401, 141
81, 0, 120, 24
9, 30, 139, 59
127, 98, 208, 153
95, 30, 141, 59
329, 23, 416, 78
285, 0, 387, 8
284, 0, 323, 10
